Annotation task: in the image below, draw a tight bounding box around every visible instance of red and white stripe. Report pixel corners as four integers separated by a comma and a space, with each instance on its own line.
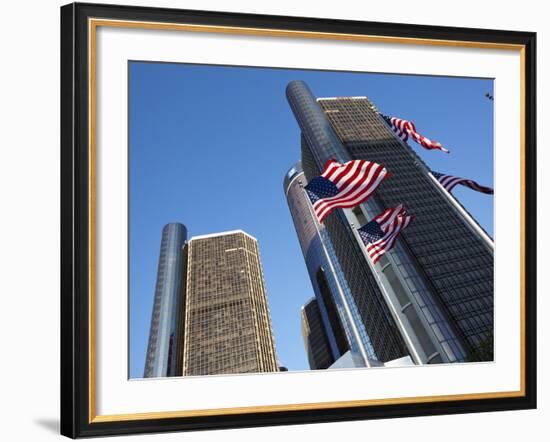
433, 172, 493, 194
313, 159, 390, 223
366, 205, 414, 264
389, 116, 450, 154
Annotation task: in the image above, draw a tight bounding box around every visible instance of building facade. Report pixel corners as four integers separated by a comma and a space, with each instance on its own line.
144, 223, 188, 378
181, 230, 279, 376
301, 298, 334, 369
286, 80, 494, 364
285, 162, 378, 367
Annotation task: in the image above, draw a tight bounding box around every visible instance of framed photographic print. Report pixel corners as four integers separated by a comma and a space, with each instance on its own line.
60, 2, 536, 438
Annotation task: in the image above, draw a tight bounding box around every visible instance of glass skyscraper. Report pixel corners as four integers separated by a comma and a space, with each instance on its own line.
285, 162, 378, 368
144, 222, 187, 378
285, 80, 494, 364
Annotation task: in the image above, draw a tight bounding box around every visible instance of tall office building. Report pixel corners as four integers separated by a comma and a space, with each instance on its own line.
144, 223, 187, 378
286, 162, 379, 367
181, 230, 279, 376
286, 80, 494, 364
301, 297, 336, 369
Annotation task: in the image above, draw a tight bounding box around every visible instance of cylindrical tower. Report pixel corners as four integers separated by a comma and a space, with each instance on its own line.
286, 80, 351, 166
285, 162, 378, 366
144, 222, 187, 378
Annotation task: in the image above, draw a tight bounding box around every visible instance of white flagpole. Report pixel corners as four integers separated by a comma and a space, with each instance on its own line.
425, 171, 494, 251
299, 181, 372, 368
347, 216, 424, 365
371, 105, 494, 252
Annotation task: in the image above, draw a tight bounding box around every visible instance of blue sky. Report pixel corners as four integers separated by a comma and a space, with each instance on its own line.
129, 62, 494, 378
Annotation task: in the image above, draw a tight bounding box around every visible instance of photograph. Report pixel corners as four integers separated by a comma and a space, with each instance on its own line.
129, 62, 495, 379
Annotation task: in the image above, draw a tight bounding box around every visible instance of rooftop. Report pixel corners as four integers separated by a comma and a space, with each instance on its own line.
189, 229, 257, 242
316, 96, 368, 101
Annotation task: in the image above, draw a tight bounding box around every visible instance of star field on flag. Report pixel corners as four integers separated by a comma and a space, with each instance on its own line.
304, 159, 390, 223
358, 204, 413, 264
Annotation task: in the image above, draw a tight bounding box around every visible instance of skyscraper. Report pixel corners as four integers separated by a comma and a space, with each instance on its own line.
144, 223, 187, 378
301, 298, 334, 369
286, 80, 494, 364
285, 162, 379, 367
181, 230, 279, 376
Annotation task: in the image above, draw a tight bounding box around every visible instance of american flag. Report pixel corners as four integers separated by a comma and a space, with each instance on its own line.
381, 114, 450, 154
432, 171, 493, 195
304, 159, 390, 223
357, 205, 413, 265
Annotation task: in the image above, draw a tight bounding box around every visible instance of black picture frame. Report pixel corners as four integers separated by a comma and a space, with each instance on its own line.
61, 2, 536, 438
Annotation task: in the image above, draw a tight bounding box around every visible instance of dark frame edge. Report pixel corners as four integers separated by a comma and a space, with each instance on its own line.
73, 395, 536, 438
60, 3, 77, 439
61, 2, 92, 438
523, 32, 537, 411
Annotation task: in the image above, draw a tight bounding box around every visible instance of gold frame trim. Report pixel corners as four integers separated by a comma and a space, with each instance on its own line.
88, 18, 527, 424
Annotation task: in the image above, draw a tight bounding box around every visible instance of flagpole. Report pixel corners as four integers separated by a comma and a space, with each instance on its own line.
347, 214, 424, 365
371, 105, 494, 252
299, 181, 372, 368
425, 171, 494, 250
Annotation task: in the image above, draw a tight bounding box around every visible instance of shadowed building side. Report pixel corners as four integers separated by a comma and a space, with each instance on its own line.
301, 298, 334, 369
174, 242, 189, 377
